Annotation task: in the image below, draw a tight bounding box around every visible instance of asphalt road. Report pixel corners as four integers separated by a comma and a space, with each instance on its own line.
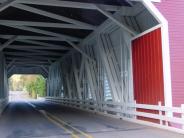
0, 101, 183, 138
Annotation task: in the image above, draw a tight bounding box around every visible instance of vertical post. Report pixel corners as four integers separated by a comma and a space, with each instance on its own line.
158, 101, 163, 125
181, 104, 184, 129
134, 100, 137, 119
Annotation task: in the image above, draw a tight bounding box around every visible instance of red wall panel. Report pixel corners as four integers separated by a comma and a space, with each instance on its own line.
132, 28, 165, 122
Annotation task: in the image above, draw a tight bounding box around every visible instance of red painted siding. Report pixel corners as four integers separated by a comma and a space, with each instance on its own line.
132, 28, 165, 105
155, 0, 184, 107
132, 28, 165, 122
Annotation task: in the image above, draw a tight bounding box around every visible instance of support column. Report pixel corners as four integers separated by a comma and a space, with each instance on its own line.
0, 52, 8, 114
0, 52, 3, 99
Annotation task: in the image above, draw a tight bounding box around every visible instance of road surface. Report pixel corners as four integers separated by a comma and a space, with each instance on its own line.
0, 101, 183, 138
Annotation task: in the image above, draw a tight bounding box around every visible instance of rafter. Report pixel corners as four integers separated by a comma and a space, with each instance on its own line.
0, 20, 95, 30
17, 39, 70, 49
6, 56, 58, 61
66, 40, 95, 62
7, 59, 50, 63
7, 59, 15, 69
6, 45, 70, 50
5, 52, 63, 56
0, 35, 74, 41
7, 60, 50, 63
10, 47, 64, 54
0, 35, 18, 51
0, 25, 81, 42
40, 65, 48, 74
0, 0, 16, 12
12, 3, 96, 30
95, 5, 137, 35
7, 65, 15, 74
9, 0, 120, 11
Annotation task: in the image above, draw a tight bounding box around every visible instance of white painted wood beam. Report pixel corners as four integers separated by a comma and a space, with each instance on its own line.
0, 35, 18, 51
7, 65, 15, 74
8, 60, 49, 63
5, 52, 62, 56
12, 3, 96, 30
0, 20, 94, 30
17, 39, 70, 49
6, 45, 70, 50
7, 59, 15, 69
1, 25, 81, 42
0, 0, 16, 12
40, 65, 48, 74
11, 63, 50, 66
66, 40, 95, 63
130, 0, 161, 2
13, 0, 120, 11
0, 35, 71, 41
7, 56, 57, 60
7, 59, 50, 63
95, 4, 137, 36
48, 60, 52, 64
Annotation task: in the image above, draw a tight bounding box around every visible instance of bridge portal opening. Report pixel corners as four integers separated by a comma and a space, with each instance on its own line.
8, 74, 46, 102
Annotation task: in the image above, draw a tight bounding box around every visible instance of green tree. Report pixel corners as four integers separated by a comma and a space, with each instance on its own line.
25, 75, 46, 98
35, 75, 46, 97
9, 75, 46, 99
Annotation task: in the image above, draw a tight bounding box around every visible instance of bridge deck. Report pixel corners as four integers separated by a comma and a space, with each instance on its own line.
0, 101, 183, 138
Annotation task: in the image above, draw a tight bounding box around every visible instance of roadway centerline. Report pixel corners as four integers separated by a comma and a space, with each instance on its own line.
26, 101, 93, 138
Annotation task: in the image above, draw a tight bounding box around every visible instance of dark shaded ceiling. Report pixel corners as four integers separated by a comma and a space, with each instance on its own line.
0, 0, 132, 76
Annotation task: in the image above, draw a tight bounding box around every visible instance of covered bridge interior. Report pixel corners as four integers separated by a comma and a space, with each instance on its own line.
0, 0, 183, 137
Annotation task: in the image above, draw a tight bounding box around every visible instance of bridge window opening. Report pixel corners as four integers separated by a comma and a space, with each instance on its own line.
8, 74, 46, 102
104, 72, 112, 102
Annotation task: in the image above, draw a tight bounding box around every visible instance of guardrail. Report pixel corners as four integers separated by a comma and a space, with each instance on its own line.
46, 97, 184, 134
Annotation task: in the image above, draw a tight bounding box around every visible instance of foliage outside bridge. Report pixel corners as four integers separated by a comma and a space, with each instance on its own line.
9, 75, 46, 98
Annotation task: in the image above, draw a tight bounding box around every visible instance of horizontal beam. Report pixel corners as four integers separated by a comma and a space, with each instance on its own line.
13, 3, 96, 30
130, 0, 161, 2
12, 48, 62, 54
6, 56, 58, 60
8, 61, 50, 64
0, 24, 81, 42
0, 35, 76, 41
0, 0, 16, 12
5, 52, 63, 56
13, 0, 121, 11
66, 40, 95, 62
6, 59, 51, 62
0, 35, 18, 51
6, 45, 70, 50
95, 4, 137, 35
0, 20, 94, 30
17, 39, 70, 49
7, 59, 15, 69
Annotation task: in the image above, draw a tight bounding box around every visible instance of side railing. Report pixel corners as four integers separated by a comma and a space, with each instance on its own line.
46, 97, 184, 134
